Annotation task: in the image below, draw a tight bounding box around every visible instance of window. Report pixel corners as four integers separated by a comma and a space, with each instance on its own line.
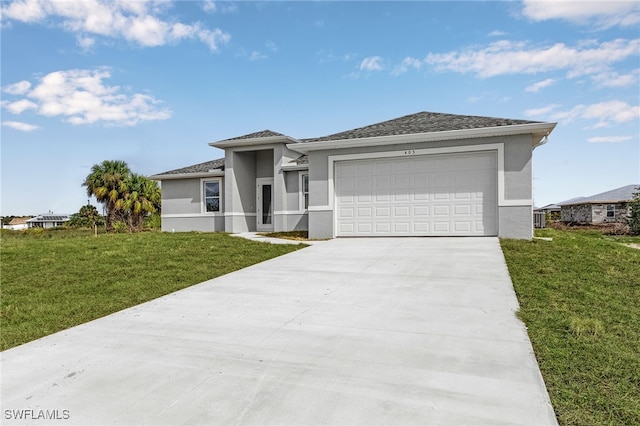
301, 173, 309, 210
203, 180, 221, 213
607, 205, 615, 218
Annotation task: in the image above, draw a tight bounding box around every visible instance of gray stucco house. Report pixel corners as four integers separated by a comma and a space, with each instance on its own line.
559, 184, 639, 224
151, 111, 556, 239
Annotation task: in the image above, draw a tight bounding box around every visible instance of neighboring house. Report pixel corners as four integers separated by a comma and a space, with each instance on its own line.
4, 217, 30, 231
534, 204, 561, 215
151, 111, 556, 239
559, 185, 639, 224
27, 214, 71, 229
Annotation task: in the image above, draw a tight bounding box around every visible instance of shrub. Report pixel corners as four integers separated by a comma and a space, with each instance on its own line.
112, 221, 128, 233
627, 188, 640, 235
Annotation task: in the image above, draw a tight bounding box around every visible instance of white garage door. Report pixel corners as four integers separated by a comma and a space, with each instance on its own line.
335, 151, 498, 236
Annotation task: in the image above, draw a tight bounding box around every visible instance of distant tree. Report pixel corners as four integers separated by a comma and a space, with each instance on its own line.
83, 160, 161, 233
67, 205, 104, 228
83, 160, 131, 231
118, 173, 161, 232
627, 187, 640, 235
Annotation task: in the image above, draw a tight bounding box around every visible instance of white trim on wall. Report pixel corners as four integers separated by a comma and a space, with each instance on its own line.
224, 212, 257, 217
200, 177, 223, 214
310, 143, 531, 212
274, 210, 308, 215
299, 172, 309, 212
162, 213, 224, 218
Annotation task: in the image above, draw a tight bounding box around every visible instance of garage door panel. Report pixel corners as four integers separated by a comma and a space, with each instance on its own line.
335, 152, 497, 236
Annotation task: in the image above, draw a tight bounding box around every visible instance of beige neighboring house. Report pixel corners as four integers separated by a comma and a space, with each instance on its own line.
4, 217, 29, 231
560, 184, 639, 224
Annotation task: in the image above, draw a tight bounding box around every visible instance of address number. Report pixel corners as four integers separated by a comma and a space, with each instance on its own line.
404, 150, 416, 155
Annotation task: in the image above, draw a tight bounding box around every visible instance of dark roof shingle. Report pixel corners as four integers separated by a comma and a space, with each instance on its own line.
154, 158, 225, 176
302, 111, 541, 143
222, 130, 287, 142
559, 184, 639, 205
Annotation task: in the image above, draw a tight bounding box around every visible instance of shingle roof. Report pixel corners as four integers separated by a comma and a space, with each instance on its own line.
222, 130, 287, 142
559, 185, 639, 205
301, 111, 541, 143
154, 158, 225, 176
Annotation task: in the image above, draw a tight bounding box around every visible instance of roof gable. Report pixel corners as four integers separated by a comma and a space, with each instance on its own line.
301, 111, 541, 143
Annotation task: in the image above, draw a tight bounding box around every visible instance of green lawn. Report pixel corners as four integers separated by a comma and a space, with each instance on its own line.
0, 229, 304, 351
500, 229, 640, 426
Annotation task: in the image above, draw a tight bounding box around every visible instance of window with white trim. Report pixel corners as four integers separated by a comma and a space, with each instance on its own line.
300, 173, 309, 210
203, 179, 221, 213
606, 204, 615, 218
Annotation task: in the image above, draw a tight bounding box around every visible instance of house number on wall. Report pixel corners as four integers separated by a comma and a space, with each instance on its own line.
404, 150, 416, 155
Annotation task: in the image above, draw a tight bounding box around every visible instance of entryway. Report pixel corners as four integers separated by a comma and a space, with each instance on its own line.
256, 177, 274, 231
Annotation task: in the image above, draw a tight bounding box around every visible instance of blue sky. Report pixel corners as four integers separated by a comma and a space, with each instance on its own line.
1, 0, 639, 216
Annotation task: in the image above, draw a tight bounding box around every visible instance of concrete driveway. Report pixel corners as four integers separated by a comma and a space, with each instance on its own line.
1, 238, 557, 425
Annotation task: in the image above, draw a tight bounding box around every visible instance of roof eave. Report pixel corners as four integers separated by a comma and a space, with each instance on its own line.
287, 122, 557, 154
210, 135, 301, 149
150, 171, 225, 181
560, 199, 632, 206
281, 164, 309, 171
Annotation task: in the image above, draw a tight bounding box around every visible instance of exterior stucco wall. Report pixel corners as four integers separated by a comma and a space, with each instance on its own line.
225, 150, 257, 232
503, 135, 532, 200
161, 216, 224, 233
305, 134, 534, 239
159, 178, 224, 232
499, 206, 533, 239
161, 178, 202, 215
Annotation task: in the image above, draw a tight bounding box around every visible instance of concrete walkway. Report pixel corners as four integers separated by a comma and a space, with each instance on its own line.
1, 238, 557, 425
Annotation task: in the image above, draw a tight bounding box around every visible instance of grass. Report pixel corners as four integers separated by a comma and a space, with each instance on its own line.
0, 228, 304, 350
258, 231, 310, 241
500, 229, 640, 425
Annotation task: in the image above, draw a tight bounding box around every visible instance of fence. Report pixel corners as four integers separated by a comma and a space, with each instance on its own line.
534, 211, 546, 229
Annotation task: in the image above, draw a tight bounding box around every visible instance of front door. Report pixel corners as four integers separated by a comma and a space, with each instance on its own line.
256, 178, 274, 231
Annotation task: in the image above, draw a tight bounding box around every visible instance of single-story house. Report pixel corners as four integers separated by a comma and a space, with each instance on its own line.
3, 217, 30, 231
559, 184, 639, 224
27, 214, 71, 229
534, 204, 561, 215
151, 111, 556, 240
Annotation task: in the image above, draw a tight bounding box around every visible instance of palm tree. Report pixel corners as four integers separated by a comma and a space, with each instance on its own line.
120, 173, 161, 232
83, 160, 131, 231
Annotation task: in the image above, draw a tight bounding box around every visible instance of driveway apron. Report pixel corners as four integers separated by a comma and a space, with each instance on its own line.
1, 237, 557, 425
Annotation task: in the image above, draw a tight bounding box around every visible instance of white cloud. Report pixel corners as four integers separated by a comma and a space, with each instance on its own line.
488, 30, 507, 37
522, 0, 640, 28
1, 0, 231, 52
4, 99, 38, 114
1, 68, 172, 127
424, 38, 639, 84
360, 56, 383, 71
249, 51, 267, 61
2, 121, 40, 132
551, 100, 640, 127
2, 80, 32, 95
77, 36, 96, 50
525, 104, 561, 117
587, 136, 633, 143
391, 57, 422, 76
525, 78, 556, 92
202, 1, 216, 13
1, 0, 46, 22
591, 69, 640, 88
